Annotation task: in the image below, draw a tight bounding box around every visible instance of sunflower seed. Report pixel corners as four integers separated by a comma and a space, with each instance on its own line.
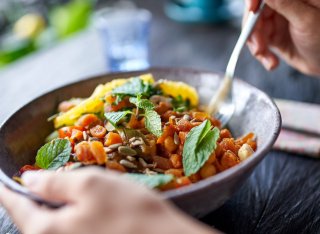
83, 131, 88, 140
104, 147, 113, 153
108, 143, 122, 149
107, 153, 116, 160
118, 146, 137, 156
89, 137, 100, 142
138, 157, 148, 167
130, 138, 144, 147
153, 168, 165, 173
183, 114, 191, 121
174, 132, 180, 145
126, 156, 136, 162
144, 168, 157, 175
120, 159, 137, 169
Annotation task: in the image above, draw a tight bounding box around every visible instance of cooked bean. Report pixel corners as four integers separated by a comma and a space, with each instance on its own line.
200, 163, 217, 179
220, 150, 239, 169
238, 143, 254, 161
164, 136, 177, 153
170, 154, 182, 169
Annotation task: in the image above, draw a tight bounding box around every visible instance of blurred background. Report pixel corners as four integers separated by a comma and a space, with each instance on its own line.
0, 0, 244, 69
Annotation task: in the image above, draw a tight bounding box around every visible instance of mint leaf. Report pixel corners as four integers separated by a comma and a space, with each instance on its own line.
36, 139, 72, 170
105, 111, 132, 127
124, 173, 173, 188
172, 95, 191, 112
145, 110, 163, 137
129, 96, 154, 110
112, 77, 146, 96
183, 120, 220, 176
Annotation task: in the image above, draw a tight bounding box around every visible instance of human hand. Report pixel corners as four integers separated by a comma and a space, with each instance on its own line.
244, 0, 320, 76
0, 168, 217, 234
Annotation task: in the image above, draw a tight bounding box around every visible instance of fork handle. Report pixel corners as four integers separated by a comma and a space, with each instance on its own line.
226, 2, 265, 78
207, 2, 265, 115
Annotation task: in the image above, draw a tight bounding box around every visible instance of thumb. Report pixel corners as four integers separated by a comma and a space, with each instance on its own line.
265, 0, 317, 28
245, 0, 262, 12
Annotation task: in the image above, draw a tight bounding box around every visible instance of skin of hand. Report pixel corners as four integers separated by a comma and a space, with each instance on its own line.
244, 0, 320, 77
0, 168, 219, 234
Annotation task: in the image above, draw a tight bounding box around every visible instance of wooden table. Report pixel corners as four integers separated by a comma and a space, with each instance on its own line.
1, 0, 319, 233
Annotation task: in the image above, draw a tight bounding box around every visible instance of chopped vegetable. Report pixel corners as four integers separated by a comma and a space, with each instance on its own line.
18, 73, 256, 191
36, 139, 72, 170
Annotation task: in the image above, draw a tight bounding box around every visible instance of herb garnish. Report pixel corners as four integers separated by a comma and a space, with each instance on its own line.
182, 120, 220, 176
112, 77, 157, 98
172, 95, 191, 112
129, 95, 163, 137
105, 111, 132, 127
36, 139, 72, 170
125, 173, 174, 188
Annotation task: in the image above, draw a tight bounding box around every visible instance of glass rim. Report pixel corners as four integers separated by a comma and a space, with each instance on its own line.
94, 7, 152, 25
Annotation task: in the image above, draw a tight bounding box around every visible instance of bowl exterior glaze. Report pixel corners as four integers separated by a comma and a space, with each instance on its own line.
0, 68, 281, 217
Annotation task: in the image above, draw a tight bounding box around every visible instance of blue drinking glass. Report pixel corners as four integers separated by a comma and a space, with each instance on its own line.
95, 8, 152, 72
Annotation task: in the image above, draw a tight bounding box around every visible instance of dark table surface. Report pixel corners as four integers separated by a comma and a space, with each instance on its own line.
1, 0, 320, 233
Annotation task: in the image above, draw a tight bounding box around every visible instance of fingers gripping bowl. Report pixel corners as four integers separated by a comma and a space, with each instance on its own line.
0, 68, 281, 217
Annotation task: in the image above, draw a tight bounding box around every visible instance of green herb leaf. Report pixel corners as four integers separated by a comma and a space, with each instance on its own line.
145, 110, 163, 137
124, 173, 174, 188
183, 120, 220, 176
172, 95, 191, 112
112, 78, 156, 97
105, 111, 132, 127
112, 78, 146, 96
36, 139, 72, 170
129, 96, 154, 110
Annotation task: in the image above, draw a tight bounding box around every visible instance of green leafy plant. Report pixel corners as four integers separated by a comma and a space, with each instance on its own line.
183, 120, 220, 176
112, 78, 157, 98
125, 174, 174, 188
129, 95, 162, 137
105, 110, 132, 127
49, 0, 94, 39
36, 139, 72, 170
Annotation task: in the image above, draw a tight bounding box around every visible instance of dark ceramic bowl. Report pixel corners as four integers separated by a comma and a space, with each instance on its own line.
0, 68, 281, 217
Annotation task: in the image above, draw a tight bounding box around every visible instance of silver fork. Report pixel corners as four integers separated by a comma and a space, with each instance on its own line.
0, 169, 64, 209
206, 2, 265, 127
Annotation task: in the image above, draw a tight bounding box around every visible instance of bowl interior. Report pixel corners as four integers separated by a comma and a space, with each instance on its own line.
0, 68, 281, 215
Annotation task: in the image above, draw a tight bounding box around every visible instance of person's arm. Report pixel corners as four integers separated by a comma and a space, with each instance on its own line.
0, 168, 220, 234
244, 0, 320, 77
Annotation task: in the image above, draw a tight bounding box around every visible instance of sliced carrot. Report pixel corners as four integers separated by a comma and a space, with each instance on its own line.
90, 141, 106, 165
70, 129, 83, 142
104, 132, 122, 146
58, 126, 83, 138
74, 141, 95, 163
76, 114, 101, 128
90, 125, 107, 138
106, 161, 126, 172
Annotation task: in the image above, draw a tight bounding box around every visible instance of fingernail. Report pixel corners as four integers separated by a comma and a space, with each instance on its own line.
22, 171, 39, 187
251, 43, 259, 55
262, 57, 272, 70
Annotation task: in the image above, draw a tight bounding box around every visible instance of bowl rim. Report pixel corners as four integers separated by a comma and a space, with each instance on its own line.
0, 67, 281, 199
